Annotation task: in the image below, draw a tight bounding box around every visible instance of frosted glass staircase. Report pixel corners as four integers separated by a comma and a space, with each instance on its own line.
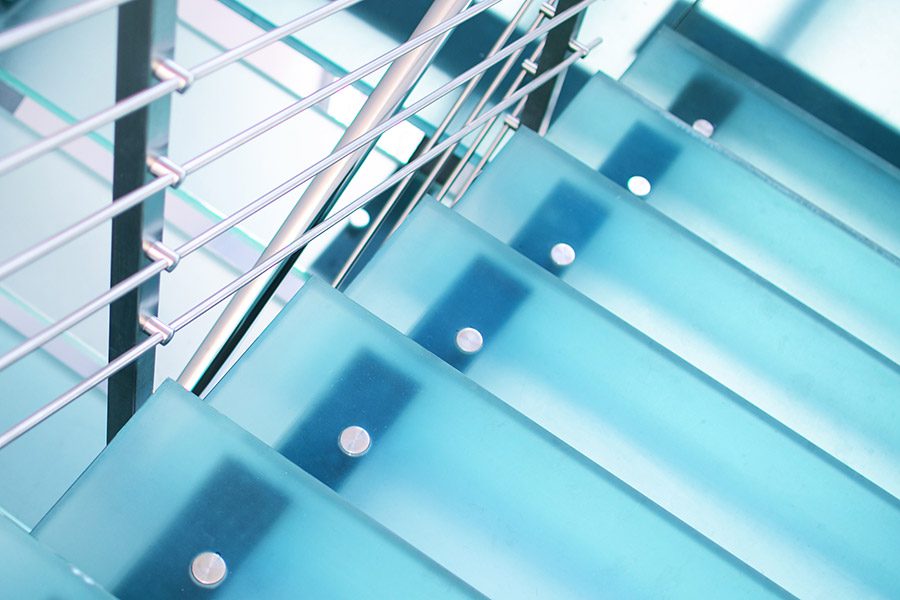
205, 278, 777, 598
3, 6, 900, 599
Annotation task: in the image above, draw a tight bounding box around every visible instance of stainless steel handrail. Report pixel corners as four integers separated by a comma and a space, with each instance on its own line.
0, 0, 504, 281
0, 37, 599, 450
0, 0, 134, 52
0, 0, 594, 372
0, 0, 365, 175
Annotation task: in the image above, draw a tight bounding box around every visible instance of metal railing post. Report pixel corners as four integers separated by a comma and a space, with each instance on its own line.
519, 0, 585, 133
107, 0, 176, 441
178, 0, 471, 395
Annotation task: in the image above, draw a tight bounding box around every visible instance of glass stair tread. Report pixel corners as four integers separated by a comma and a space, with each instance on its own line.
0, 513, 114, 599
206, 277, 777, 599
546, 71, 900, 367
32, 380, 478, 600
456, 127, 900, 499
621, 27, 900, 257
346, 199, 900, 599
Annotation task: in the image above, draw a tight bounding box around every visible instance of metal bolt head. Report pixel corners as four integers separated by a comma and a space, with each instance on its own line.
626, 175, 651, 197
190, 552, 227, 588
692, 118, 715, 137
455, 327, 483, 354
550, 242, 576, 267
339, 425, 371, 457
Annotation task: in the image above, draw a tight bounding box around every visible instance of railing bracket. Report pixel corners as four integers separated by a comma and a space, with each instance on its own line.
568, 38, 591, 56
140, 315, 175, 345
152, 57, 194, 92
143, 240, 181, 272
146, 154, 186, 187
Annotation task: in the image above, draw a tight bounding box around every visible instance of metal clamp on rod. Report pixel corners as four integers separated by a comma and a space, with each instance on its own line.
140, 315, 174, 345
146, 154, 187, 187
143, 240, 180, 272
152, 57, 194, 92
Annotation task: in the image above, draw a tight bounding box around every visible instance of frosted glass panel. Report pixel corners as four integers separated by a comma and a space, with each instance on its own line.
0, 514, 114, 599
547, 73, 900, 366
457, 128, 900, 499
347, 201, 900, 599
622, 28, 900, 256
33, 381, 477, 600
208, 278, 777, 599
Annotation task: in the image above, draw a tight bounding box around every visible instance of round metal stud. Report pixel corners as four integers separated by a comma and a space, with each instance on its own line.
339, 425, 372, 457
455, 327, 483, 354
550, 242, 576, 267
349, 208, 371, 229
190, 552, 227, 588
692, 118, 715, 137
626, 175, 651, 197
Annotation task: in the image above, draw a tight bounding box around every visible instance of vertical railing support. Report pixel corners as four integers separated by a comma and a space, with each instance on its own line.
520, 0, 584, 133
107, 0, 176, 441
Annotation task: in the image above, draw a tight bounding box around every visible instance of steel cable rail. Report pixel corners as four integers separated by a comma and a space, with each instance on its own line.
0, 38, 599, 450
0, 0, 506, 281
0, 0, 596, 373
0, 0, 366, 176
0, 0, 135, 52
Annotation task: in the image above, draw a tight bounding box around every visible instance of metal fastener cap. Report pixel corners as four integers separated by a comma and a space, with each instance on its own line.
190, 552, 227, 588
550, 242, 576, 267
339, 425, 371, 457
455, 327, 483, 354
626, 175, 651, 197
692, 118, 715, 137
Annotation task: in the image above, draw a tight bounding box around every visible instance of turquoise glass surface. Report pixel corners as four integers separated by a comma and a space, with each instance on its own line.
33, 380, 477, 600
346, 200, 900, 599
547, 73, 900, 366
622, 28, 900, 257
457, 128, 900, 500
0, 514, 114, 599
208, 278, 777, 599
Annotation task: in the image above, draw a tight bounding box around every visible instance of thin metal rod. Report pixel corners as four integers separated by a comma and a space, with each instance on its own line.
0, 41, 597, 451
0, 3, 595, 373
331, 0, 538, 287
180, 4, 581, 256
0, 0, 364, 175
431, 39, 546, 205
0, 262, 166, 371
0, 334, 164, 450
451, 97, 528, 201
0, 0, 133, 52
0, 0, 504, 282
520, 0, 585, 131
181, 0, 503, 174
399, 20, 548, 228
